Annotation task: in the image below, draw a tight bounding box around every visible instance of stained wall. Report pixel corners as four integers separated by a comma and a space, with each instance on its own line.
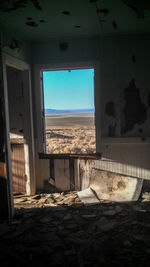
32, 34, 150, 189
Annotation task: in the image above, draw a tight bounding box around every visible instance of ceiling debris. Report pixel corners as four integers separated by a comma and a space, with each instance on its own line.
59, 42, 68, 51
89, 0, 98, 3
0, 0, 149, 40
0, 0, 42, 12
25, 21, 38, 27
132, 54, 136, 63
31, 0, 42, 10
62, 11, 71, 15
97, 8, 109, 16
74, 25, 81, 28
112, 20, 118, 29
122, 0, 150, 18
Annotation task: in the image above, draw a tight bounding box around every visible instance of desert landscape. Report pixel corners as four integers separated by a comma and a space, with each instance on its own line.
45, 111, 96, 154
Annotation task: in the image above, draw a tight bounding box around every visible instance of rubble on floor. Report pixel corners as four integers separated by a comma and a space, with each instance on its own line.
0, 190, 150, 267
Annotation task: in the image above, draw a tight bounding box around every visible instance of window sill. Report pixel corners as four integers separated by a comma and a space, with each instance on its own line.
39, 153, 101, 160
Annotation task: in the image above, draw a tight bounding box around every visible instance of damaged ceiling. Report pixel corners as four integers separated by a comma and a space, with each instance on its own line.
0, 0, 150, 40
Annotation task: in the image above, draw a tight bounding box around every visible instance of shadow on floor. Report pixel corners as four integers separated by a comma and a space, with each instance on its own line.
1, 194, 150, 267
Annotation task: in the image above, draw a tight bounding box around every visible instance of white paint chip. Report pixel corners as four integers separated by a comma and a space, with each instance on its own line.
77, 188, 100, 205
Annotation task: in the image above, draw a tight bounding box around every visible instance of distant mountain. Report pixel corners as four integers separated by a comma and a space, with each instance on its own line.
45, 108, 95, 114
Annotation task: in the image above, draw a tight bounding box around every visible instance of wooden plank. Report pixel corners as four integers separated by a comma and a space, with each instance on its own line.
11, 144, 26, 194
0, 162, 6, 177
54, 159, 70, 191
74, 159, 81, 191
69, 159, 75, 191
80, 160, 91, 190
22, 69, 35, 195
10, 138, 24, 144
39, 153, 101, 160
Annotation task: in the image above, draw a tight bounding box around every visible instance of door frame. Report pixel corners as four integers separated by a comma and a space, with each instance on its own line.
3, 53, 35, 195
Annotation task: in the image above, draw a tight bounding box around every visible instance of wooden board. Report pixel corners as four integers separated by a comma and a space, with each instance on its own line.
0, 162, 6, 177
79, 160, 91, 190
74, 159, 81, 191
54, 159, 70, 191
11, 144, 26, 194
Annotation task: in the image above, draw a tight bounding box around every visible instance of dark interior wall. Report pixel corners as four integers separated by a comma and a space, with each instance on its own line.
2, 28, 31, 63
32, 33, 150, 140
32, 33, 150, 189
32, 36, 100, 65
6, 66, 24, 136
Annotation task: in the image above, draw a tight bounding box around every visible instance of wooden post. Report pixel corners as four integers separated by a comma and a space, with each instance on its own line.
0, 37, 14, 219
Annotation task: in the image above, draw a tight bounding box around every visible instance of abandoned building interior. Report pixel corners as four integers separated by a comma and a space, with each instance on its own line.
0, 0, 150, 266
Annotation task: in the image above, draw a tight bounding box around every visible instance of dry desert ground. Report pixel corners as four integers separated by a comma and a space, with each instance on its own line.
45, 112, 96, 154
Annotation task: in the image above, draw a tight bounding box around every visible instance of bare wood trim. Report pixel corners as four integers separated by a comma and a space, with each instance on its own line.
10, 138, 24, 144
39, 153, 101, 160
36, 61, 99, 72
74, 159, 80, 191
3, 53, 29, 71
22, 70, 35, 195
3, 53, 35, 195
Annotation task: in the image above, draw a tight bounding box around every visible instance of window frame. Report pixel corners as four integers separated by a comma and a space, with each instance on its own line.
37, 61, 101, 158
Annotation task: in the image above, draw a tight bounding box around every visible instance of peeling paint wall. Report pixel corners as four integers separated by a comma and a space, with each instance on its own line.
33, 34, 150, 139
32, 33, 150, 189
2, 28, 31, 63
100, 34, 150, 138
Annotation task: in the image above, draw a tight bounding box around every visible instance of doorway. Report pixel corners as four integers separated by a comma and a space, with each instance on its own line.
6, 66, 26, 194
5, 57, 35, 196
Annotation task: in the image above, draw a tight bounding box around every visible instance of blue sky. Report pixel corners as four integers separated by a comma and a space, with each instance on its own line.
43, 68, 94, 110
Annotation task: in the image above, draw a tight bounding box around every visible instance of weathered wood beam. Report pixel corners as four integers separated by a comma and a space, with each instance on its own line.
39, 153, 101, 160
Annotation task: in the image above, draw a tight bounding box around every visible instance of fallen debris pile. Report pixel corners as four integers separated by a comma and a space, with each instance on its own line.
14, 191, 82, 209
0, 191, 150, 267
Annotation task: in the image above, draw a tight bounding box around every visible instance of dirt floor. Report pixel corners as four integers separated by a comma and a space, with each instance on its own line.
1, 191, 150, 267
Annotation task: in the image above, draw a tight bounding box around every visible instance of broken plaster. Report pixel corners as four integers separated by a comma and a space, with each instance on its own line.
122, 79, 147, 134
122, 0, 150, 19
0, 0, 42, 12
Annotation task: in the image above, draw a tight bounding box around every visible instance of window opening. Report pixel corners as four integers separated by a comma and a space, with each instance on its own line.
42, 68, 96, 154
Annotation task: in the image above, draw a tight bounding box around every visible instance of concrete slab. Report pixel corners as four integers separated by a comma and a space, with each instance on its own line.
90, 169, 143, 202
